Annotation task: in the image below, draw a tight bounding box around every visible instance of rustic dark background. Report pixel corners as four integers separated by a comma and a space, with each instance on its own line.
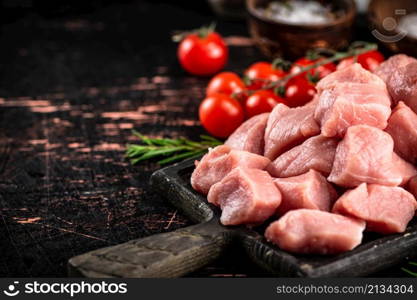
0, 0, 414, 277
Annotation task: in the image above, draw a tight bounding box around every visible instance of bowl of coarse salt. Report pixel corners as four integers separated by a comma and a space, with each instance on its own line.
368, 0, 417, 57
246, 0, 357, 59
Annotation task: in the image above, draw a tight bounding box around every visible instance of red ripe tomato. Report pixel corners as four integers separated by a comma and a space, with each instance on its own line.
244, 62, 287, 90
206, 72, 246, 98
245, 90, 285, 118
178, 32, 228, 76
199, 93, 244, 138
358, 50, 384, 71
285, 77, 316, 107
290, 57, 336, 81
338, 50, 384, 72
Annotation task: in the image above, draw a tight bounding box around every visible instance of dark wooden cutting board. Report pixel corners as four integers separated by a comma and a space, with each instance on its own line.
68, 158, 417, 277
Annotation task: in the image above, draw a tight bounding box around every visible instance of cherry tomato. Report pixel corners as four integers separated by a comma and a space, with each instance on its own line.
338, 50, 384, 72
244, 62, 287, 90
206, 72, 246, 98
245, 90, 285, 118
285, 77, 316, 107
290, 57, 336, 81
178, 32, 228, 76
359, 50, 385, 71
199, 93, 244, 138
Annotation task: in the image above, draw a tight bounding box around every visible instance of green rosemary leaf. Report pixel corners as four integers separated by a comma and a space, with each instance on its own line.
165, 138, 184, 146
126, 147, 147, 156
131, 147, 185, 163
132, 149, 178, 164
157, 150, 205, 165
183, 140, 205, 148
401, 261, 417, 277
200, 141, 220, 147
145, 138, 177, 146
132, 130, 154, 145
200, 135, 222, 144
126, 144, 151, 154
402, 267, 417, 277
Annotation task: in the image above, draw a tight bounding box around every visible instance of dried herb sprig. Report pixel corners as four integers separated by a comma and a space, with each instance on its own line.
126, 130, 222, 165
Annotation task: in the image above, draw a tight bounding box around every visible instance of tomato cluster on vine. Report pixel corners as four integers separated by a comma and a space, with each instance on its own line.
176, 26, 384, 138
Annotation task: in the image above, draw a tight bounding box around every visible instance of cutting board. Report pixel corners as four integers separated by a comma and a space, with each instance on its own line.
68, 158, 417, 277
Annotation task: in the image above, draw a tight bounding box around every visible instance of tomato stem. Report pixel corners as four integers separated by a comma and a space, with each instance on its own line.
198, 22, 216, 39
172, 22, 216, 42
241, 41, 378, 95
271, 57, 292, 72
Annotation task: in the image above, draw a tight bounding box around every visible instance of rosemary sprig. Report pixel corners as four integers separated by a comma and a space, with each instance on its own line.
126, 130, 222, 165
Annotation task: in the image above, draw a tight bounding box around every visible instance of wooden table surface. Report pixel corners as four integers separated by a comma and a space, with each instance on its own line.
0, 0, 413, 277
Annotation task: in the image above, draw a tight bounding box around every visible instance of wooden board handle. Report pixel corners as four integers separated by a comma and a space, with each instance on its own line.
68, 220, 233, 278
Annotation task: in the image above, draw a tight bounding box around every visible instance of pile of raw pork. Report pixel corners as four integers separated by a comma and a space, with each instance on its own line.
191, 54, 417, 255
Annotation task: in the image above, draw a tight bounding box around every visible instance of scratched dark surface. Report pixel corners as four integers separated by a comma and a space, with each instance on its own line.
0, 0, 271, 277
0, 0, 413, 277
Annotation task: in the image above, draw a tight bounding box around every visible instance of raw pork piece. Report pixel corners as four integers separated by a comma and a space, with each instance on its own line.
314, 82, 391, 137
267, 135, 338, 178
328, 125, 417, 187
407, 176, 417, 199
337, 57, 383, 72
225, 113, 269, 155
314, 63, 391, 137
385, 62, 417, 113
333, 183, 417, 234
386, 102, 417, 163
392, 153, 417, 186
190, 145, 270, 195
265, 209, 365, 255
274, 169, 338, 215
263, 103, 320, 160
207, 167, 281, 226
374, 54, 417, 82
336, 57, 355, 71
317, 63, 386, 91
